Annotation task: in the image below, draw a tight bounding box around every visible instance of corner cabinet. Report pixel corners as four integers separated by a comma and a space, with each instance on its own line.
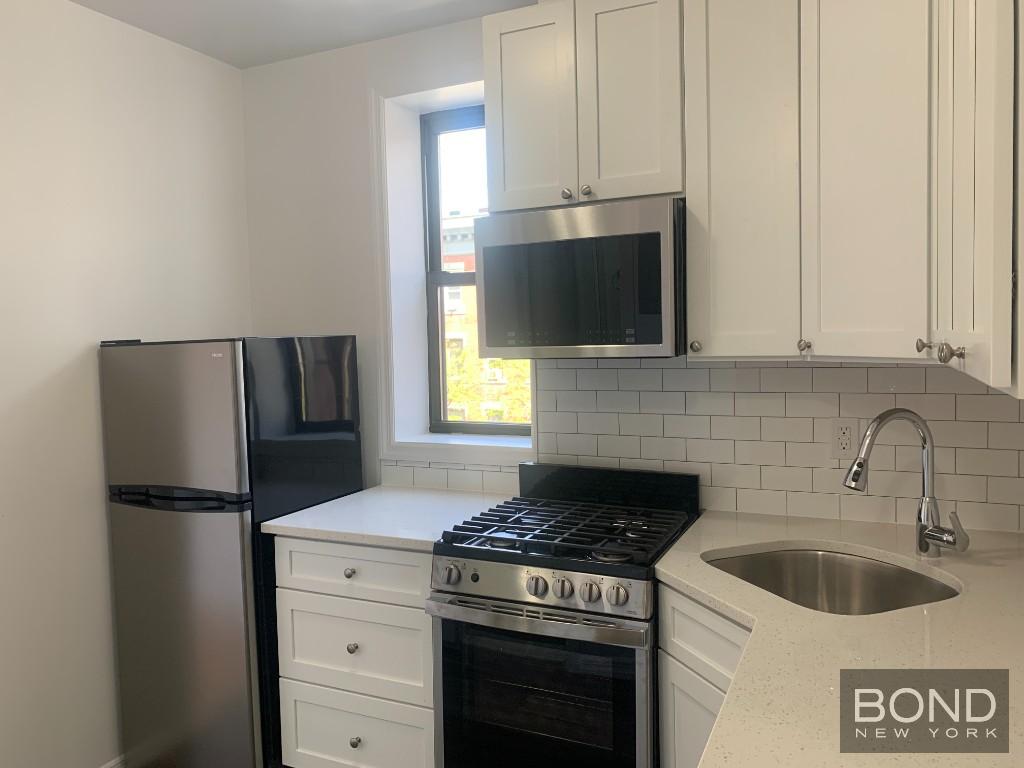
685, 0, 1015, 388
484, 0, 683, 212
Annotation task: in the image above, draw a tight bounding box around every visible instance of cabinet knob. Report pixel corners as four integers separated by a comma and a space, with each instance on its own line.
688, 340, 703, 354
346, 642, 359, 654
915, 338, 934, 353
343, 567, 356, 579
797, 339, 813, 352
937, 342, 966, 364
349, 737, 362, 749
560, 187, 574, 200
580, 184, 593, 196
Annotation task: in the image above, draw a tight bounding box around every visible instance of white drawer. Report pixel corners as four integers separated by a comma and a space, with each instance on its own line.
658, 585, 750, 692
277, 588, 433, 707
275, 537, 431, 608
280, 678, 433, 768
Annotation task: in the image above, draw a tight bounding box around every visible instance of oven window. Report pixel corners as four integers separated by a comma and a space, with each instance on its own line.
481, 232, 662, 349
440, 620, 639, 767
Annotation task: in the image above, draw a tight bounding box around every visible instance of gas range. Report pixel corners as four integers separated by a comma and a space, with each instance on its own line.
430, 463, 700, 620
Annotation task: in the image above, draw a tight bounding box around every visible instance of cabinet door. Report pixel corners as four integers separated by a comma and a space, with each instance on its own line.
483, 1, 579, 211
684, 0, 801, 357
280, 679, 433, 768
800, 0, 932, 357
659, 650, 725, 768
575, 0, 683, 200
932, 0, 1014, 387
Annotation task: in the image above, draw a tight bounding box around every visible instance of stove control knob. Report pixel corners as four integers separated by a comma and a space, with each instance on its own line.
552, 577, 574, 599
442, 565, 461, 586
525, 575, 548, 598
607, 584, 629, 607
579, 582, 601, 603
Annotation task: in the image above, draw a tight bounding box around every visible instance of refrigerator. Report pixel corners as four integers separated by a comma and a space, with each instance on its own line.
99, 336, 363, 768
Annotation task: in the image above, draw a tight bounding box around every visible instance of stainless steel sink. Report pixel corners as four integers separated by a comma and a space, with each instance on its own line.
705, 549, 959, 615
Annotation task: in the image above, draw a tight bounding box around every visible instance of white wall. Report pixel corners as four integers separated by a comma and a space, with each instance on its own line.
0, 2, 252, 766
243, 19, 487, 486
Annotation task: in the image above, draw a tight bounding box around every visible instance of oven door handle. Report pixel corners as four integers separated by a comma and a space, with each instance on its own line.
425, 596, 651, 649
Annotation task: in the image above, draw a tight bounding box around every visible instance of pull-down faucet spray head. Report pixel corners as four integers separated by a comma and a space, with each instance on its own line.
843, 457, 868, 492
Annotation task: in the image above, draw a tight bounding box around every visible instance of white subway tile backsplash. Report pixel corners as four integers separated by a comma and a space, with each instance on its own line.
557, 359, 596, 368
618, 413, 663, 436
640, 436, 686, 461
686, 392, 735, 415
413, 467, 448, 489
533, 359, 1024, 532
955, 448, 1019, 477
762, 368, 812, 392
556, 390, 596, 412
446, 469, 483, 492
577, 412, 620, 435
557, 433, 597, 456
598, 359, 641, 368
813, 368, 867, 393
735, 393, 786, 417
786, 393, 840, 417
709, 368, 761, 392
712, 463, 761, 489
537, 368, 577, 391
762, 417, 813, 443
711, 416, 760, 441
577, 369, 619, 390
664, 368, 711, 391
639, 391, 687, 414
483, 471, 519, 495
664, 415, 711, 438
598, 390, 639, 413
381, 464, 414, 487
686, 439, 734, 464
735, 441, 786, 466
957, 394, 1020, 422
869, 367, 926, 393
618, 369, 663, 391
597, 434, 642, 458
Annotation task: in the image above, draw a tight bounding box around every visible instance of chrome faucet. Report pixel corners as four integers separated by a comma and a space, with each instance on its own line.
843, 408, 969, 557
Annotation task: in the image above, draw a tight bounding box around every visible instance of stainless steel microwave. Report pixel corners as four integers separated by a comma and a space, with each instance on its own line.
475, 196, 685, 359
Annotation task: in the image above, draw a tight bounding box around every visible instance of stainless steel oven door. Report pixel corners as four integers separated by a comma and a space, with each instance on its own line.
475, 196, 682, 359
427, 593, 654, 768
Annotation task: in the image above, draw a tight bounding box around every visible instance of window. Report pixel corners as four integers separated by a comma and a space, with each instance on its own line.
422, 106, 531, 436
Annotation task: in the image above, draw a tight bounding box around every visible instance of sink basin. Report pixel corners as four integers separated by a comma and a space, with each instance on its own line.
705, 549, 959, 615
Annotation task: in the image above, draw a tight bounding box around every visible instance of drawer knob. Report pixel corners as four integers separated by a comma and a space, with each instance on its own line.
350, 737, 362, 749
346, 642, 359, 654
689, 340, 702, 354
343, 568, 357, 579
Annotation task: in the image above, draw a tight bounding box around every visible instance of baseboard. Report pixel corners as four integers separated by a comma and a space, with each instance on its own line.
99, 757, 125, 768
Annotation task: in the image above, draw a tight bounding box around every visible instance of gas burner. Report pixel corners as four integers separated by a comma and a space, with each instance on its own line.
485, 538, 518, 549
590, 550, 632, 563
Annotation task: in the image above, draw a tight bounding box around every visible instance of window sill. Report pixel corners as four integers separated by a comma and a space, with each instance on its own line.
382, 432, 534, 467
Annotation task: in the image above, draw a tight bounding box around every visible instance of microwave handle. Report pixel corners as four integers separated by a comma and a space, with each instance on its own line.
426, 595, 651, 649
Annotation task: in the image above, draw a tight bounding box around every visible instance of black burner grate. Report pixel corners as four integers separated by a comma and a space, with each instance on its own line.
439, 497, 694, 568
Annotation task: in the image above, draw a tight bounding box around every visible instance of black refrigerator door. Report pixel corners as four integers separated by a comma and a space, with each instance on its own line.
243, 335, 363, 525
243, 335, 363, 768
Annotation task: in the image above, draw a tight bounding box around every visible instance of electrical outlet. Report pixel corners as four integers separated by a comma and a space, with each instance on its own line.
831, 418, 860, 460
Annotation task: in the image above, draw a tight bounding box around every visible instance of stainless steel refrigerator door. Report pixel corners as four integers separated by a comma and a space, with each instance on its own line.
100, 341, 249, 494
109, 502, 258, 768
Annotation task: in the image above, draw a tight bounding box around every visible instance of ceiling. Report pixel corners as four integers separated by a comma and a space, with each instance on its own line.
70, 0, 536, 68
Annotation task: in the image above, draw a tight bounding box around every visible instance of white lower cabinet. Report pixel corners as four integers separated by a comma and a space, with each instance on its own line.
659, 651, 725, 768
658, 584, 751, 768
277, 588, 433, 707
280, 678, 434, 768
275, 539, 435, 768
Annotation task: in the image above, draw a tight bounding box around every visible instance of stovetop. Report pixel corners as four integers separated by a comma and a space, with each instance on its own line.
432, 463, 701, 581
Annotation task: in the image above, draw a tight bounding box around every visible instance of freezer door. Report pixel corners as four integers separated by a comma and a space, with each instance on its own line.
109, 501, 258, 768
100, 340, 249, 494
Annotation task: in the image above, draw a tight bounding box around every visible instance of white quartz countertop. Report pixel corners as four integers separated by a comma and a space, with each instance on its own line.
260, 485, 505, 551
656, 510, 1024, 767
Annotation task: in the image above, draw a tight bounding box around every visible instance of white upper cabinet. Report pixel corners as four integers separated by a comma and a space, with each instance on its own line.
575, 0, 683, 200
800, 0, 932, 358
684, 0, 801, 357
484, 1, 579, 211
931, 0, 1014, 388
484, 0, 683, 212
